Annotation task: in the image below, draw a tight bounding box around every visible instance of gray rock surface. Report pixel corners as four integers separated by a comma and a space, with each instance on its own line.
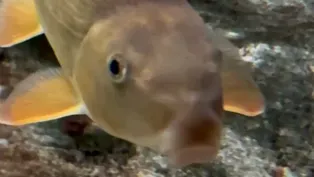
1, 0, 314, 176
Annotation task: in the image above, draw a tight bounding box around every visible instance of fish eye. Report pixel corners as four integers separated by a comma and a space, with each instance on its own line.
107, 54, 128, 83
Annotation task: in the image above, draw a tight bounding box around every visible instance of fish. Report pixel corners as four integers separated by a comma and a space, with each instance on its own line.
274, 166, 298, 177
0, 0, 265, 117
0, 0, 265, 167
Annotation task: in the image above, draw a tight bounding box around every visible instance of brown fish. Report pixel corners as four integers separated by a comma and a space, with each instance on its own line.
274, 166, 298, 177
0, 0, 265, 117
0, 0, 264, 167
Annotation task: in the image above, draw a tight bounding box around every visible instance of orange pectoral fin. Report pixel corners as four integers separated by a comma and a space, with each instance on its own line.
0, 0, 44, 47
0, 68, 85, 125
208, 28, 265, 117
222, 66, 265, 117
223, 89, 265, 117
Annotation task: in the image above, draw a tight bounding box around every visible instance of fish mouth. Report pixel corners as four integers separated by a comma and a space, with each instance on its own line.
167, 144, 218, 167
161, 108, 223, 167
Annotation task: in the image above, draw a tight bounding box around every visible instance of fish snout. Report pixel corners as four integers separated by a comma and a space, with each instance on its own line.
163, 103, 223, 167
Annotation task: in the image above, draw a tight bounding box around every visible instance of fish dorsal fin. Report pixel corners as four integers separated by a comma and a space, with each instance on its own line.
0, 68, 85, 125
208, 28, 265, 116
0, 0, 44, 47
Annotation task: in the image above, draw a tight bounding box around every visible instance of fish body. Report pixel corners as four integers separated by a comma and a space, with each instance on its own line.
0, 0, 265, 167
0, 0, 265, 117
274, 167, 298, 177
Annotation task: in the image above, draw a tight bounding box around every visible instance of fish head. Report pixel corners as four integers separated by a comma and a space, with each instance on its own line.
74, 2, 224, 167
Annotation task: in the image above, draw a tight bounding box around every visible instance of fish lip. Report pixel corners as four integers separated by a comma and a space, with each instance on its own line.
166, 145, 218, 167
159, 110, 222, 167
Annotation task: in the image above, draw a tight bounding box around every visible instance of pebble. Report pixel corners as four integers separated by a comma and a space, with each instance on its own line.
0, 139, 9, 147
